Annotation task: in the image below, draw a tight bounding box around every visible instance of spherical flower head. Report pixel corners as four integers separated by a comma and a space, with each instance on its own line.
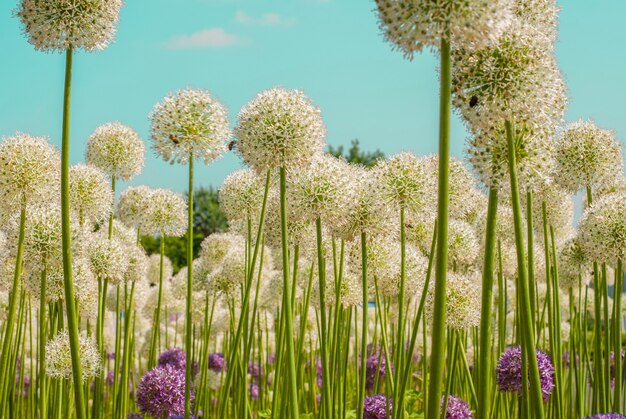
150, 88, 230, 165
207, 244, 250, 300
289, 153, 354, 227
235, 87, 326, 171
584, 414, 626, 419
219, 169, 264, 222
15, 0, 122, 52
447, 220, 479, 271
208, 352, 226, 372
69, 164, 113, 225
123, 244, 147, 283
21, 205, 62, 263
136, 364, 191, 418
365, 352, 393, 390
146, 253, 173, 285
87, 232, 130, 284
158, 347, 186, 371
363, 394, 392, 419
117, 185, 153, 229
198, 232, 244, 268
441, 395, 473, 419
144, 189, 187, 237
521, 180, 574, 243
515, 0, 559, 43
262, 187, 315, 248
85, 122, 145, 181
579, 193, 626, 265
46, 330, 101, 381
427, 272, 481, 329
375, 0, 513, 58
0, 133, 60, 210
496, 346, 554, 401
554, 120, 623, 193
558, 237, 590, 290
374, 152, 431, 212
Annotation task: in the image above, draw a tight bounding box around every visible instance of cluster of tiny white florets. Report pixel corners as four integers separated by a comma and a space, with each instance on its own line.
207, 244, 247, 300
374, 152, 430, 211
110, 219, 138, 245
558, 237, 590, 290
0, 133, 60, 210
146, 253, 173, 285
123, 244, 148, 284
143, 189, 187, 237
24, 262, 64, 302
375, 0, 514, 58
150, 88, 231, 165
87, 233, 129, 284
198, 232, 244, 269
553, 120, 623, 193
21, 205, 63, 264
263, 189, 315, 248
15, 0, 122, 52
594, 175, 626, 201
116, 185, 153, 230
85, 122, 145, 181
69, 164, 113, 226
235, 88, 326, 171
447, 219, 479, 272
514, 0, 559, 43
521, 180, 574, 244
46, 330, 101, 381
426, 272, 481, 329
219, 169, 264, 222
289, 154, 353, 225
578, 192, 626, 265
337, 167, 392, 240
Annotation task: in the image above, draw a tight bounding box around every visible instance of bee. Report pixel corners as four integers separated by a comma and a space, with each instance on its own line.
405, 223, 414, 229
469, 95, 478, 108
228, 140, 237, 151
169, 134, 179, 145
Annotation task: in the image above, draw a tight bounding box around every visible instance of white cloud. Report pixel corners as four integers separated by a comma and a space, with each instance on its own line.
166, 28, 246, 49
234, 11, 296, 27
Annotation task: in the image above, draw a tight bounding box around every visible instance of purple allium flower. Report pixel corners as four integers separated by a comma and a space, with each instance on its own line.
136, 365, 192, 418
363, 394, 391, 419
267, 352, 276, 365
495, 346, 555, 401
106, 370, 115, 386
609, 349, 626, 388
248, 362, 264, 381
365, 352, 393, 390
316, 357, 323, 388
208, 352, 226, 372
127, 414, 143, 419
584, 415, 626, 419
441, 395, 473, 418
249, 382, 259, 400
158, 348, 187, 371
107, 352, 116, 360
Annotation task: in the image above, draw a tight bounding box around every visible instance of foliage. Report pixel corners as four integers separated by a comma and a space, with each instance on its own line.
328, 139, 385, 167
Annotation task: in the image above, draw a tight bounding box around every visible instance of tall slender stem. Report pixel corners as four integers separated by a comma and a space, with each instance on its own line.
356, 231, 368, 419
477, 188, 498, 419
185, 153, 194, 419
614, 258, 623, 412
426, 36, 451, 418
315, 217, 332, 418
393, 206, 407, 413
505, 120, 544, 419
39, 265, 48, 419
59, 45, 86, 419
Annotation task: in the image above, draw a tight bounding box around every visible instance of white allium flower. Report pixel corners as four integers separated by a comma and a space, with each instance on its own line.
123, 244, 147, 283
85, 122, 145, 181
116, 185, 153, 230
447, 219, 479, 272
289, 153, 353, 225
453, 24, 566, 133
69, 164, 113, 225
15, 0, 122, 52
87, 233, 129, 284
46, 330, 101, 381
150, 88, 230, 165
337, 166, 392, 240
235, 88, 326, 171
146, 254, 173, 285
375, 0, 514, 58
515, 0, 559, 42
0, 133, 60, 210
24, 262, 64, 303
521, 180, 573, 244
558, 237, 590, 290
110, 219, 138, 246
426, 271, 481, 329
21, 205, 62, 263
171, 258, 215, 295
579, 193, 626, 265
374, 152, 431, 212
144, 189, 187, 237
594, 175, 626, 201
554, 120, 623, 194
258, 270, 284, 311
198, 232, 244, 269
219, 169, 264, 222
263, 188, 315, 248
141, 280, 184, 320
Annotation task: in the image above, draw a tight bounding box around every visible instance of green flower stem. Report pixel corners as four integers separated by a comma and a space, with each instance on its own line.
441, 329, 458, 417
505, 119, 544, 419
278, 165, 299, 419
356, 231, 368, 419
118, 280, 135, 419
39, 265, 48, 419
185, 153, 194, 419
315, 216, 332, 419
497, 241, 506, 355
549, 224, 564, 417
148, 233, 166, 369
477, 187, 498, 419
59, 45, 87, 419
426, 36, 451, 419
526, 190, 537, 333
614, 258, 623, 412
601, 263, 611, 409
393, 206, 407, 414
0, 202, 26, 408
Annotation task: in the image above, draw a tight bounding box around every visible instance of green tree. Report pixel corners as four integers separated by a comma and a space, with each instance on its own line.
141, 186, 228, 272
328, 139, 385, 167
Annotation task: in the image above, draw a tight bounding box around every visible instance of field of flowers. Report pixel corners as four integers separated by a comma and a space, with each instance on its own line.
0, 1, 624, 418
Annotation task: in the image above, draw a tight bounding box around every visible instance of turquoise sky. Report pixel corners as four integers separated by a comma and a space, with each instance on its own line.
0, 1, 625, 195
